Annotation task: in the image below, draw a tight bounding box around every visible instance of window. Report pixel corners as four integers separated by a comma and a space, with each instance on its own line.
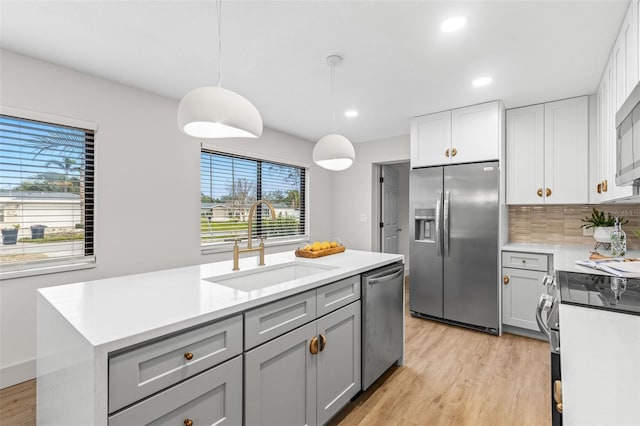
200, 150, 306, 249
0, 113, 95, 277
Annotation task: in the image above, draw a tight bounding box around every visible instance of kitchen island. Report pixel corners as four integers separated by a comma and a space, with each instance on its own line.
37, 249, 403, 425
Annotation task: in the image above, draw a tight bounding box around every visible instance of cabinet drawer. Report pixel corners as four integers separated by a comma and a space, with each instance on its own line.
109, 355, 242, 426
245, 290, 316, 350
316, 275, 360, 317
502, 251, 549, 272
109, 314, 242, 413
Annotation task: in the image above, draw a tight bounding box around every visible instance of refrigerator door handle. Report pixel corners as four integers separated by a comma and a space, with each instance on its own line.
435, 191, 443, 257
443, 190, 450, 257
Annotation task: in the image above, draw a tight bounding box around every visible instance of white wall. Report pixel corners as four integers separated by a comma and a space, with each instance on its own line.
331, 135, 410, 254
0, 50, 333, 388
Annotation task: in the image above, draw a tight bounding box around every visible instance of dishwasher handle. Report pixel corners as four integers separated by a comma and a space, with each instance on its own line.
367, 266, 404, 286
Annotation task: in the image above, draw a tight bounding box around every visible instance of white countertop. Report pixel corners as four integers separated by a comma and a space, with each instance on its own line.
502, 242, 640, 275
38, 249, 403, 352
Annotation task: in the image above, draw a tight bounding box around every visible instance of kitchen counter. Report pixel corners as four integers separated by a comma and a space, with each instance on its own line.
37, 249, 403, 425
502, 242, 640, 275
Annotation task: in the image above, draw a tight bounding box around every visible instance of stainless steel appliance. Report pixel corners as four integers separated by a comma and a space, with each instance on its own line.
616, 80, 640, 188
536, 275, 562, 426
409, 161, 499, 333
361, 262, 404, 390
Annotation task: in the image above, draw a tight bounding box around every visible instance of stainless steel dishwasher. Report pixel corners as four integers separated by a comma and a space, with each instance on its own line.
361, 261, 404, 390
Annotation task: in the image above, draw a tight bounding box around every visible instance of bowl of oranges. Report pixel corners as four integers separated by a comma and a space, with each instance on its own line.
295, 239, 345, 258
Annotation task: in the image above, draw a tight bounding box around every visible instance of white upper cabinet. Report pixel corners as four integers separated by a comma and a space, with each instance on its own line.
590, 0, 637, 202
410, 110, 451, 168
451, 101, 501, 164
506, 105, 545, 204
410, 101, 501, 168
506, 96, 589, 205
544, 97, 589, 204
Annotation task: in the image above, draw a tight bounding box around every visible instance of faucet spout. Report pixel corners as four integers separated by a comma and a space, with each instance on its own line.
233, 199, 277, 270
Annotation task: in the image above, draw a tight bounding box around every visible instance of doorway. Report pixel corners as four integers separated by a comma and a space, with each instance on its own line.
376, 161, 410, 275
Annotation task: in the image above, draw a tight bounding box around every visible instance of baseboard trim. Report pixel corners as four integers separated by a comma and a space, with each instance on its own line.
0, 358, 35, 389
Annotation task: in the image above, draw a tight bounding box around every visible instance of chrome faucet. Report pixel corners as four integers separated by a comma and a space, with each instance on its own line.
233, 200, 277, 270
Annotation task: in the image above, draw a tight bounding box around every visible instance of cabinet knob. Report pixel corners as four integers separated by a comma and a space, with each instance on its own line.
546, 188, 552, 197
451, 147, 457, 157
536, 188, 543, 197
503, 275, 510, 285
445, 148, 450, 157
184, 419, 194, 426
184, 352, 194, 361
310, 336, 319, 355
602, 180, 608, 192
597, 183, 602, 194
553, 380, 563, 413
319, 334, 327, 352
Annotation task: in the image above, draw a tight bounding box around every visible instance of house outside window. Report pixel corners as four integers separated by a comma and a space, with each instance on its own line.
200, 150, 307, 251
0, 112, 95, 278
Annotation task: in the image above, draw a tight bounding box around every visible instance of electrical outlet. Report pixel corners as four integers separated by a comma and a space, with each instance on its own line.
583, 227, 594, 236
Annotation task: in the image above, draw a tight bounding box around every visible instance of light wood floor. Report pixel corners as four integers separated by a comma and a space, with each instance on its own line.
0, 287, 549, 426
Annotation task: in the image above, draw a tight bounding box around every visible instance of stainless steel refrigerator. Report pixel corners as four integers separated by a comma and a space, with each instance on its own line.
409, 161, 499, 334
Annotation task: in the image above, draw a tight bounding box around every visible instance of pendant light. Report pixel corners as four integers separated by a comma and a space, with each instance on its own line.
313, 55, 355, 171
177, 0, 263, 138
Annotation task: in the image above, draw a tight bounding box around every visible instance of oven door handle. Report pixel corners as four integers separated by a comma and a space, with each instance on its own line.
536, 294, 553, 340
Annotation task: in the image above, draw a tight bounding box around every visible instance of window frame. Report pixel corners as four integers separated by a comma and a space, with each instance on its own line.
0, 106, 97, 279
200, 148, 309, 255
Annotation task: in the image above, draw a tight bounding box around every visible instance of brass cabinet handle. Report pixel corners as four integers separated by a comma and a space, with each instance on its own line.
184, 419, 194, 426
546, 188, 552, 197
603, 179, 608, 192
597, 183, 602, 194
319, 334, 327, 351
503, 275, 510, 285
537, 188, 543, 197
310, 336, 319, 355
184, 352, 194, 361
553, 380, 563, 413
445, 148, 450, 157
451, 147, 457, 157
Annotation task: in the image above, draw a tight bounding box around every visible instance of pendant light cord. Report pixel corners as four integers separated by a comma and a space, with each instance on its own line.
216, 0, 223, 87
331, 60, 336, 133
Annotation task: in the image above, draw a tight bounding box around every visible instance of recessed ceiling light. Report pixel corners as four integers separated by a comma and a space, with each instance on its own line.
345, 110, 358, 118
441, 16, 466, 32
472, 77, 492, 87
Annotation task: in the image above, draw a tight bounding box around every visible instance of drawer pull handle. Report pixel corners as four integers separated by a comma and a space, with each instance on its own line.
451, 147, 457, 157
597, 183, 602, 194
310, 336, 319, 355
319, 334, 327, 351
184, 352, 194, 361
537, 188, 543, 197
553, 380, 563, 413
602, 179, 608, 192
503, 275, 510, 285
184, 419, 194, 426
546, 187, 552, 197
445, 148, 450, 157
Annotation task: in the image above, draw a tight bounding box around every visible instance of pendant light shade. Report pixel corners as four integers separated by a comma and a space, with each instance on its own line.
313, 133, 355, 171
178, 0, 262, 139
177, 86, 263, 138
314, 54, 355, 171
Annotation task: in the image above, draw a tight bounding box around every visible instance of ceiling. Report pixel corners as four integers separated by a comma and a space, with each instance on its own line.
0, 1, 629, 143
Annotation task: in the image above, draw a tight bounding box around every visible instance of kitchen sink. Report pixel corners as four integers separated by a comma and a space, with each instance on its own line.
204, 261, 337, 292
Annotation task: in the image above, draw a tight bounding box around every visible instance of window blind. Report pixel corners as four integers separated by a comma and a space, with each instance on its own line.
200, 150, 306, 247
0, 114, 95, 276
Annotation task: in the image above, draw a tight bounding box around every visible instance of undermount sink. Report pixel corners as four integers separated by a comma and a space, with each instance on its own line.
204, 261, 337, 292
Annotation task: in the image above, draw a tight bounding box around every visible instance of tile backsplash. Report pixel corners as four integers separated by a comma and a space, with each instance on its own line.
509, 204, 640, 250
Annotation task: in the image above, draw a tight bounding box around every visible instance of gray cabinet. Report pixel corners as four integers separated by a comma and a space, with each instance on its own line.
109, 355, 242, 426
244, 292, 361, 426
109, 314, 242, 413
502, 251, 551, 331
245, 321, 318, 426
316, 301, 361, 425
